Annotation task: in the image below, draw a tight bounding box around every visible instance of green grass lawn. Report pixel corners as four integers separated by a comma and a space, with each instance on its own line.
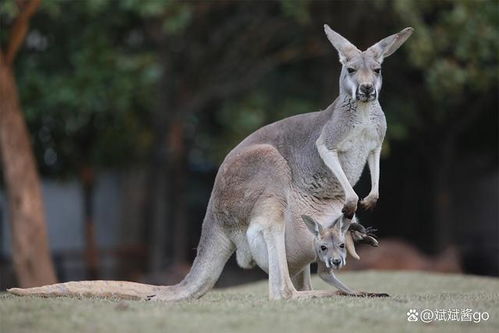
1, 271, 498, 333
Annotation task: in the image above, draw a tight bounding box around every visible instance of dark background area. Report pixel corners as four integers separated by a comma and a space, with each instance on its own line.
0, 0, 497, 289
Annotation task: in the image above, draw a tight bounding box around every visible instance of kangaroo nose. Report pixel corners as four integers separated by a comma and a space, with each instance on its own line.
360, 84, 373, 94
332, 259, 341, 266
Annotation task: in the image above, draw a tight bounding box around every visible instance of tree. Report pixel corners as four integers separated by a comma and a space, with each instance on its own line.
14, 0, 157, 278
0, 0, 57, 287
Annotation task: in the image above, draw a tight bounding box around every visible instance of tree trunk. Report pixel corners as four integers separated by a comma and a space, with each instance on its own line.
0, 61, 57, 287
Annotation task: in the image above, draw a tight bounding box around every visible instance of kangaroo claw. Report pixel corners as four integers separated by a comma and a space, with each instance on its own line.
359, 235, 379, 247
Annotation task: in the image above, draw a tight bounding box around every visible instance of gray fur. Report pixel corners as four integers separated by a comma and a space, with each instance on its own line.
149, 25, 413, 301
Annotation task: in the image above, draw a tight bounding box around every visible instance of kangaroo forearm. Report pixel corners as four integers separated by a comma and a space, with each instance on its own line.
367, 146, 381, 194
316, 142, 356, 198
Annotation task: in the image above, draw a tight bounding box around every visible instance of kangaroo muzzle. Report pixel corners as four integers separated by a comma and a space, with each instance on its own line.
357, 83, 376, 102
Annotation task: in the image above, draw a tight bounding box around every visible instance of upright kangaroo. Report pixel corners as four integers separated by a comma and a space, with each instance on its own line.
8, 25, 413, 301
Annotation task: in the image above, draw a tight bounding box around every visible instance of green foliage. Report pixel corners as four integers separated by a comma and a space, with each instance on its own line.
0, 0, 19, 47
7, 0, 498, 177
7, 0, 197, 177
0, 0, 19, 18
14, 1, 161, 176
394, 0, 498, 100
280, 0, 311, 24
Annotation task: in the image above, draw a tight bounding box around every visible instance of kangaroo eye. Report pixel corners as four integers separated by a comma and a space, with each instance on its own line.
347, 68, 356, 74
374, 68, 381, 74
320, 245, 328, 252
339, 243, 345, 249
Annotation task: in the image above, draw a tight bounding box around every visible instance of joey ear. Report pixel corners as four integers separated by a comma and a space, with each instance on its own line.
301, 215, 323, 238
366, 27, 414, 62
324, 24, 361, 64
330, 214, 352, 234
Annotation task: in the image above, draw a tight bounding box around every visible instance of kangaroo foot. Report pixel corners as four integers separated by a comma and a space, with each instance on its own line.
292, 290, 341, 299
348, 222, 366, 233
349, 224, 379, 247
336, 290, 389, 297
145, 286, 188, 302
291, 290, 389, 299
357, 235, 379, 247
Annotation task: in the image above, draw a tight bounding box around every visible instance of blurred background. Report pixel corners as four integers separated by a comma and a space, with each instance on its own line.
0, 0, 497, 290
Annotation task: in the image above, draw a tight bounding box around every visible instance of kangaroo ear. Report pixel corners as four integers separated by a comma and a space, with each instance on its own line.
301, 215, 323, 238
366, 27, 414, 62
324, 24, 361, 65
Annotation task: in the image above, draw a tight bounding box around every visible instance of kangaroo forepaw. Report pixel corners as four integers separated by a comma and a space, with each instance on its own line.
360, 194, 378, 210
342, 200, 358, 219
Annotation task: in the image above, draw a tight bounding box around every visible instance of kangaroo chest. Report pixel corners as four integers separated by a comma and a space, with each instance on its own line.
337, 121, 379, 152
337, 102, 380, 152
336, 106, 381, 184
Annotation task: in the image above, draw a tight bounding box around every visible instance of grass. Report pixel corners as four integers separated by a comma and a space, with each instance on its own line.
1, 271, 498, 333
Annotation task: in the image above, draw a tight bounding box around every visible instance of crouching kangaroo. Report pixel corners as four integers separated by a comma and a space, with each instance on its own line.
8, 25, 413, 301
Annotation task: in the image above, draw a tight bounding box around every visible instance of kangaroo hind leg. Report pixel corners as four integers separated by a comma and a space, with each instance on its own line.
252, 198, 297, 300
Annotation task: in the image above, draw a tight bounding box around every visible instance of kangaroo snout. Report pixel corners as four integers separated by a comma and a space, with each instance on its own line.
360, 84, 374, 94
358, 84, 376, 102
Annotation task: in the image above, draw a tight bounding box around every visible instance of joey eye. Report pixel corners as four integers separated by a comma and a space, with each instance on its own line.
339, 243, 345, 249
374, 68, 381, 74
320, 245, 328, 252
347, 68, 356, 74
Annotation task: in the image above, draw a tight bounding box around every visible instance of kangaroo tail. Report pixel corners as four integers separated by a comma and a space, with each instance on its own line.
7, 280, 162, 300
8, 214, 234, 302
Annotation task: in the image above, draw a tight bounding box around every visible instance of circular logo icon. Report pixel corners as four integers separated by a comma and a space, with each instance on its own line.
420, 309, 434, 323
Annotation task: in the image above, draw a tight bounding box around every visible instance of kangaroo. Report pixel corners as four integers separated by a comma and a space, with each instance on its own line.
8, 25, 413, 301
301, 214, 386, 297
